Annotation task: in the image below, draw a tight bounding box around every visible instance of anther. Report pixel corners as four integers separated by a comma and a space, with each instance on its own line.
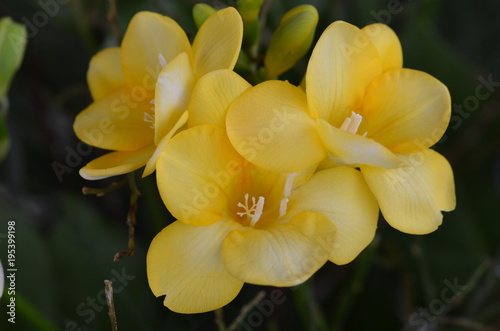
279, 173, 296, 217
340, 111, 363, 135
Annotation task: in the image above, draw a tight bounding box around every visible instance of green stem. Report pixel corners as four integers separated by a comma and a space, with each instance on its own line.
214, 308, 226, 331
14, 292, 59, 331
331, 235, 380, 330
107, 0, 122, 43
292, 281, 329, 331
227, 290, 266, 331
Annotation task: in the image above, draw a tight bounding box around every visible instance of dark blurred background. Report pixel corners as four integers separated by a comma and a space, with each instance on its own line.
0, 0, 499, 330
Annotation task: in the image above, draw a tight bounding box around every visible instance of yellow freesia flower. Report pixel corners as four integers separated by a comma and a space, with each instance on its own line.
73, 8, 242, 180
226, 21, 456, 234
147, 124, 379, 313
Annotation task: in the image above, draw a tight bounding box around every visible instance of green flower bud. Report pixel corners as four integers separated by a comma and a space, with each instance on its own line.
0, 17, 27, 161
192, 3, 217, 30
237, 0, 264, 51
0, 17, 27, 99
237, 0, 264, 22
264, 5, 318, 78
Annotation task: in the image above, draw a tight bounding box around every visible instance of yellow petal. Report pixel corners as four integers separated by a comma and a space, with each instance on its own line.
121, 11, 192, 89
79, 145, 156, 180
189, 69, 251, 128
306, 21, 381, 125
227, 81, 326, 173
142, 111, 188, 177
192, 7, 243, 79
87, 47, 124, 100
360, 69, 451, 153
154, 52, 194, 144
287, 166, 379, 264
147, 219, 244, 313
360, 149, 456, 234
73, 88, 154, 151
316, 118, 402, 169
222, 211, 336, 286
361, 23, 402, 71
156, 125, 245, 226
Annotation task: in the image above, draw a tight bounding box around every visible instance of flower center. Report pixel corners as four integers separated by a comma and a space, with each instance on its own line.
340, 111, 367, 137
237, 194, 265, 227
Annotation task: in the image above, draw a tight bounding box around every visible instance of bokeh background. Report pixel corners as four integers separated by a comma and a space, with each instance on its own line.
0, 0, 499, 330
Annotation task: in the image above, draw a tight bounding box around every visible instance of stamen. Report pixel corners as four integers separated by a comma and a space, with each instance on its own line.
339, 117, 352, 131
279, 198, 289, 217
237, 193, 265, 226
340, 111, 364, 135
143, 112, 155, 129
283, 173, 297, 198
279, 173, 296, 217
250, 197, 265, 227
158, 53, 167, 68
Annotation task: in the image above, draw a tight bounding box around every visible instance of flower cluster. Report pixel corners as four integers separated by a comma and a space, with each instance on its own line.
74, 3, 455, 314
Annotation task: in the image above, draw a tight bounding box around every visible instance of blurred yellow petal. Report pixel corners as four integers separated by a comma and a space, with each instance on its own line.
87, 47, 124, 100
189, 69, 251, 128
147, 219, 243, 314
316, 118, 402, 169
222, 211, 336, 286
73, 88, 154, 151
156, 125, 245, 226
306, 21, 381, 125
79, 146, 155, 180
192, 7, 243, 79
360, 69, 451, 153
121, 11, 192, 88
154, 52, 194, 144
361, 23, 402, 71
227, 81, 326, 173
287, 166, 379, 264
361, 149, 456, 234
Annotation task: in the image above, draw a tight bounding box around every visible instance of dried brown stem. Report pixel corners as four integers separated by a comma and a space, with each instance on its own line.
113, 173, 140, 262
104, 280, 118, 331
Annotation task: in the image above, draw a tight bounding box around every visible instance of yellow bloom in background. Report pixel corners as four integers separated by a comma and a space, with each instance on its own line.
226, 21, 456, 234
147, 125, 379, 313
73, 7, 242, 180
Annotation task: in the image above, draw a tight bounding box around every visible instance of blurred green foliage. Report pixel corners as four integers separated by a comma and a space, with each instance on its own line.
0, 0, 499, 330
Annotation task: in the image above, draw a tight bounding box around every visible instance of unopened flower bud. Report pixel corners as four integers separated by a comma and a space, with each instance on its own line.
264, 5, 318, 78
0, 17, 27, 99
192, 3, 217, 29
237, 0, 264, 50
